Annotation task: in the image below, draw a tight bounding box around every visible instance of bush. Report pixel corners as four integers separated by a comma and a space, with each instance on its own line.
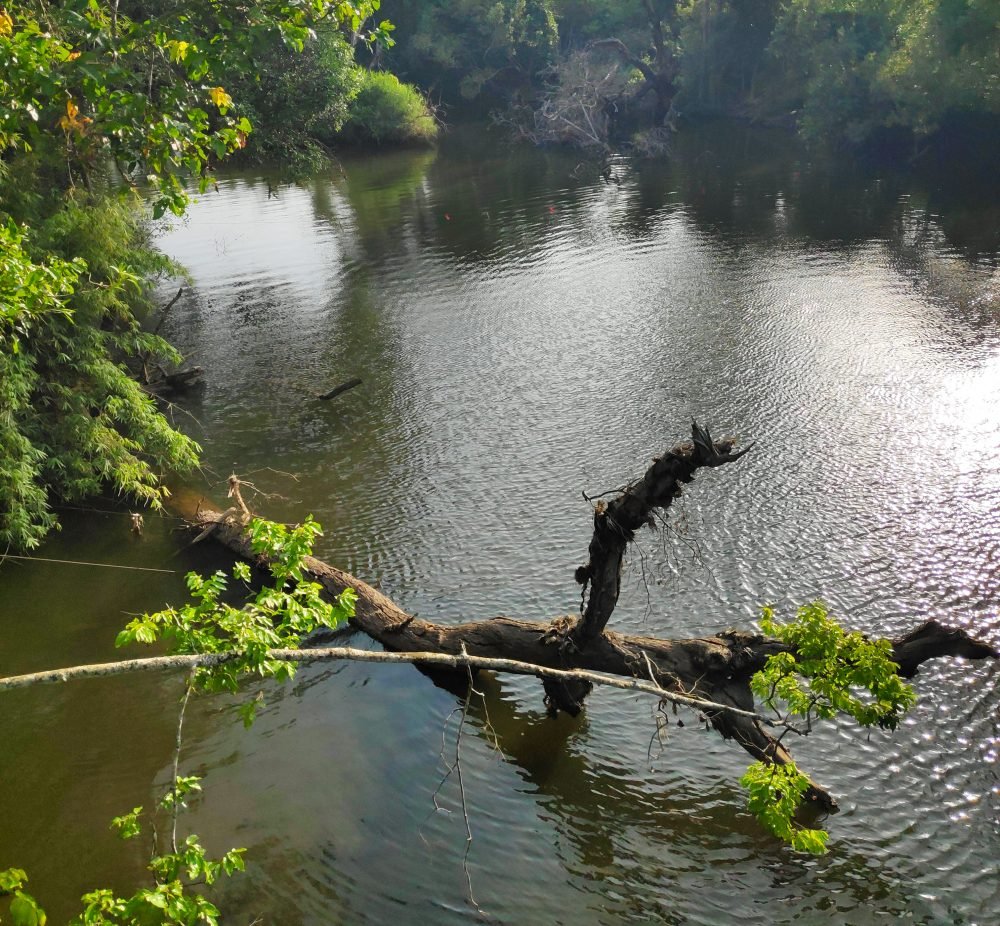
231, 26, 362, 170
340, 71, 439, 146
0, 194, 200, 550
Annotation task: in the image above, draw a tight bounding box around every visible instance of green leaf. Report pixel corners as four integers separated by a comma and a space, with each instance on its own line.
10, 891, 47, 926
110, 807, 143, 840
0, 868, 28, 894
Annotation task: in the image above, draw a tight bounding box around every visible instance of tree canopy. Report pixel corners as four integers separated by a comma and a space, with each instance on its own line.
379, 0, 999, 151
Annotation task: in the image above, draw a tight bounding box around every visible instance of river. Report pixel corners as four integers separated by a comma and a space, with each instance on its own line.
2, 124, 998, 924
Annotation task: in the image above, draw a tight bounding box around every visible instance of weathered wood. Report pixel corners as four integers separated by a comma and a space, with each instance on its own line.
146, 366, 204, 395
0, 648, 770, 724
165, 427, 998, 815
890, 620, 998, 678
317, 377, 362, 401
574, 421, 751, 644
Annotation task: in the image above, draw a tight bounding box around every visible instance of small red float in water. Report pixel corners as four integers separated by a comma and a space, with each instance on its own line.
444, 213, 452, 221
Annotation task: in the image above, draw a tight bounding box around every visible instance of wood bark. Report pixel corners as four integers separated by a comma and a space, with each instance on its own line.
145, 366, 203, 395
167, 424, 998, 813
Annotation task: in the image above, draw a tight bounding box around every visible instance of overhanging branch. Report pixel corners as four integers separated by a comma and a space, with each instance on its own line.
0, 648, 772, 726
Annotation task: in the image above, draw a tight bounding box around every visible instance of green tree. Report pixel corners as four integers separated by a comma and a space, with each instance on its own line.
880, 0, 1000, 134
675, 0, 779, 114
340, 70, 439, 144
0, 1, 390, 549
767, 0, 1000, 146
381, 0, 558, 101
227, 24, 364, 167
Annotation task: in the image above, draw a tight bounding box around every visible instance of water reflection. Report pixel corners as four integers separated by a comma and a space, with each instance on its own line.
457, 672, 946, 925
3, 123, 999, 924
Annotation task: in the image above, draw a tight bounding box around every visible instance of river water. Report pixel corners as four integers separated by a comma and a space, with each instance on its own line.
2, 125, 999, 924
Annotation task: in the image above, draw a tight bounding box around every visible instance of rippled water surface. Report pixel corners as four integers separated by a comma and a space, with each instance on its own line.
2, 125, 999, 924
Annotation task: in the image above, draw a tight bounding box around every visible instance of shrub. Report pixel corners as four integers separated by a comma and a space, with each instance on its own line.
340, 71, 439, 146
231, 26, 362, 169
0, 194, 201, 550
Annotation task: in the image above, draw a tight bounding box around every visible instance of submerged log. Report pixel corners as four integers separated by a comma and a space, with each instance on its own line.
167, 423, 998, 813
145, 366, 204, 395
317, 377, 362, 401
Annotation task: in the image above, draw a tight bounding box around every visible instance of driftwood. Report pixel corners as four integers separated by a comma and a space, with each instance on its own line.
168, 423, 998, 813
317, 377, 362, 401
145, 366, 204, 395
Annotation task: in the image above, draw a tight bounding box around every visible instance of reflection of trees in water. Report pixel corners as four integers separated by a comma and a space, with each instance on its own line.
879, 204, 1000, 353
323, 148, 438, 262
310, 125, 998, 284
620, 124, 998, 262
452, 670, 930, 925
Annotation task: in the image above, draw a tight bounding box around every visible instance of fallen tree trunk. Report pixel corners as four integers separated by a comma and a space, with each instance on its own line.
145, 366, 204, 396
168, 424, 998, 812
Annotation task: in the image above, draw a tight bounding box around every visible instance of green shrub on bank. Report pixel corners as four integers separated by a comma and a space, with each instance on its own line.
231, 27, 362, 171
0, 193, 201, 550
339, 71, 438, 146
0, 2, 395, 549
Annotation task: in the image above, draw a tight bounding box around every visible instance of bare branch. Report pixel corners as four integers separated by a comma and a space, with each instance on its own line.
0, 647, 772, 723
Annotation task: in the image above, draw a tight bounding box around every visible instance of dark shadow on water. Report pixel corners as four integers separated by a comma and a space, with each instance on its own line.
420, 668, 945, 925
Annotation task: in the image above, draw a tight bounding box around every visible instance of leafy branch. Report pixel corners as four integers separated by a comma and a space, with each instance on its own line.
1, 515, 353, 925
742, 601, 918, 853
116, 516, 356, 724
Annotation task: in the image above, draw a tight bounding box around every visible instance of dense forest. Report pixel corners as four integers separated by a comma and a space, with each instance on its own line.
379, 0, 999, 156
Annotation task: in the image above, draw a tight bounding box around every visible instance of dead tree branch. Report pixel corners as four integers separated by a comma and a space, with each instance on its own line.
154, 425, 998, 813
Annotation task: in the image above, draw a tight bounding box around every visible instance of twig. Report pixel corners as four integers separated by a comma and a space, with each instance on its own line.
239, 467, 302, 483
151, 288, 184, 338
140, 287, 184, 382
0, 647, 779, 728
456, 650, 483, 915
170, 670, 195, 855
317, 377, 362, 401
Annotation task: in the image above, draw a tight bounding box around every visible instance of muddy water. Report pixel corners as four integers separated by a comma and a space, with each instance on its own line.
2, 125, 999, 924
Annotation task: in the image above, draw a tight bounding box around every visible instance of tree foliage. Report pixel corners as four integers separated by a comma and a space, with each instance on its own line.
117, 516, 357, 724
0, 1, 393, 550
379, 0, 999, 150
769, 0, 1000, 143
340, 70, 439, 145
227, 24, 363, 168
381, 0, 558, 100
741, 601, 917, 853
0, 196, 199, 550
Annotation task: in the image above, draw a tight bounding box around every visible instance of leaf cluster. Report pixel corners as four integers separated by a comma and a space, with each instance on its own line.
0, 197, 201, 550
2, 516, 354, 924
752, 601, 916, 732
1, 1, 391, 215
72, 784, 246, 926
741, 601, 917, 854
740, 761, 829, 855
116, 516, 356, 725
0, 868, 46, 926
